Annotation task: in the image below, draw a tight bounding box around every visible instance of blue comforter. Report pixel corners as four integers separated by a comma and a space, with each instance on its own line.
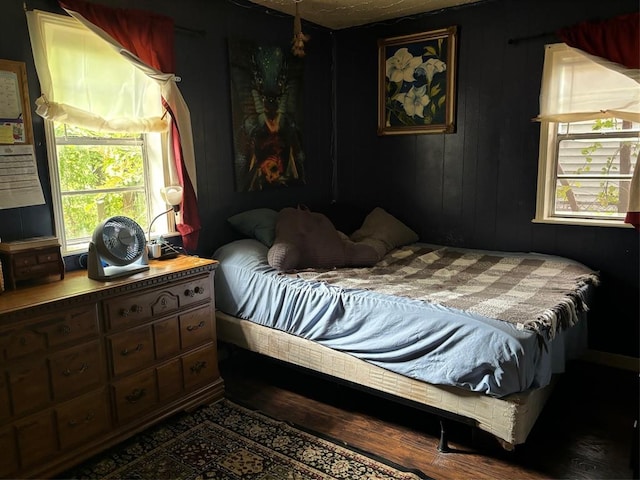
214, 239, 589, 397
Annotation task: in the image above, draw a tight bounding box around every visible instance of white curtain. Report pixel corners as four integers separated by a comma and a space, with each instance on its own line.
26, 9, 169, 133
535, 43, 640, 123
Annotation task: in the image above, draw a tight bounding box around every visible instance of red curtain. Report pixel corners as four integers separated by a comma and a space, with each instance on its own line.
557, 12, 640, 69
58, 0, 201, 250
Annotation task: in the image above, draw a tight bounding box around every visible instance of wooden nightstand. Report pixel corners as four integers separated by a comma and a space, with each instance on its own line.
0, 244, 64, 290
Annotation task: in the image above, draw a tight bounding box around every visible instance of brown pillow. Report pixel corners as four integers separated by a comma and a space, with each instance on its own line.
267, 207, 378, 271
350, 207, 419, 256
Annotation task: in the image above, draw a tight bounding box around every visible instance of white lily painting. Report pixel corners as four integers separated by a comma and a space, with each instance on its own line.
378, 27, 457, 135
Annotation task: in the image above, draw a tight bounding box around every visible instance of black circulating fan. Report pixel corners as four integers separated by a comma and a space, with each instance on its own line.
87, 216, 149, 280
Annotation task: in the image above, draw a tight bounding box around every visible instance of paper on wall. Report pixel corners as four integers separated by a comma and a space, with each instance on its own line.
0, 144, 45, 209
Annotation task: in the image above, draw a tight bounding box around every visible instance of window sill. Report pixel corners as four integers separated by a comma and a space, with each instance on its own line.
62, 231, 182, 256
532, 217, 634, 228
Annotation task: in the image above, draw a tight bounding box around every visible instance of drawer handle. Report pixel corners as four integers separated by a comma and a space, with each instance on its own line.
68, 412, 95, 427
120, 305, 143, 317
186, 321, 206, 332
184, 286, 204, 297
62, 362, 89, 376
59, 324, 71, 336
121, 343, 143, 356
126, 388, 146, 404
190, 360, 207, 374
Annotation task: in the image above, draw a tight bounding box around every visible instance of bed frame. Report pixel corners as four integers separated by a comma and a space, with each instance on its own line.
216, 311, 558, 451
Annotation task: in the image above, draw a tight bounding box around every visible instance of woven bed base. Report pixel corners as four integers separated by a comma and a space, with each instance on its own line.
216, 312, 556, 449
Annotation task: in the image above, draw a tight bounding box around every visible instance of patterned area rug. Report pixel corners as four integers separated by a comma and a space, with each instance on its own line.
60, 399, 431, 479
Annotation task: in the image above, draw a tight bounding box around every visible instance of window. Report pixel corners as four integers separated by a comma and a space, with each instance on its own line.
47, 125, 168, 252
28, 10, 174, 253
535, 44, 639, 227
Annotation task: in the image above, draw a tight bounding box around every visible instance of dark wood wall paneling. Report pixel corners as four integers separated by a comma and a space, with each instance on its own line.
0, 0, 335, 259
0, 0, 637, 357
333, 0, 640, 357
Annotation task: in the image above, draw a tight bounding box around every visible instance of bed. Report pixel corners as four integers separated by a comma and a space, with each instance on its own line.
214, 207, 599, 450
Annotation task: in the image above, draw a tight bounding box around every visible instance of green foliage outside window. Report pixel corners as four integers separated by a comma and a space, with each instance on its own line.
55, 123, 149, 243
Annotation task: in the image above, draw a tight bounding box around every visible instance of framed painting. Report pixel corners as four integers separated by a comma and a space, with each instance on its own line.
228, 39, 306, 192
378, 26, 457, 135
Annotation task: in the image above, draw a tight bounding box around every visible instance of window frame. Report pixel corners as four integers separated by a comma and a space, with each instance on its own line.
534, 45, 637, 229
45, 122, 172, 254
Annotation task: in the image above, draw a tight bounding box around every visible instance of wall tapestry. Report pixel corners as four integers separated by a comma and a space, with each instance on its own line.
378, 26, 458, 135
228, 39, 306, 191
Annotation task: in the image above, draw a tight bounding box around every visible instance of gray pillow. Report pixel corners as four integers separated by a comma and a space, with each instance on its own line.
227, 208, 278, 247
350, 207, 418, 256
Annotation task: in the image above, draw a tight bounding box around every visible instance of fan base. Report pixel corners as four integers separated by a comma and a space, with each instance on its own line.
89, 262, 149, 281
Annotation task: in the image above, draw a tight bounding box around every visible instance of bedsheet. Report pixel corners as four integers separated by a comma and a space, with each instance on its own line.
213, 239, 592, 397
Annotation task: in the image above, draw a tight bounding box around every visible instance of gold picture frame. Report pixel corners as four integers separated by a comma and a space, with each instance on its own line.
378, 26, 457, 135
0, 59, 34, 145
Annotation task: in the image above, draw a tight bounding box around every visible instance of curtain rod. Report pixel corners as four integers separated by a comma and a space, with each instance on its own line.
23, 2, 205, 37
508, 31, 556, 45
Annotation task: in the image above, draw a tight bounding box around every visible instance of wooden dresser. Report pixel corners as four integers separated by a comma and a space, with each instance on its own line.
0, 255, 224, 479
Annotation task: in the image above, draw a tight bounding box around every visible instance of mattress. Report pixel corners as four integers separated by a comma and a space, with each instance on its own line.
213, 239, 591, 398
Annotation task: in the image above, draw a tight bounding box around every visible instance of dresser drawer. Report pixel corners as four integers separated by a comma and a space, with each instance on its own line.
14, 262, 60, 279
49, 340, 103, 400
0, 426, 18, 477
15, 411, 57, 468
56, 389, 110, 450
38, 304, 99, 348
179, 275, 212, 309
1, 329, 47, 361
157, 358, 183, 402
105, 288, 180, 331
112, 369, 158, 423
153, 317, 180, 360
8, 361, 51, 416
0, 373, 10, 422
109, 326, 154, 377
0, 304, 98, 361
182, 344, 218, 391
179, 306, 214, 350
104, 276, 212, 331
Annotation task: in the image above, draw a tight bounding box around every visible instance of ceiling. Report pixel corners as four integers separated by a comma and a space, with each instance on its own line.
247, 0, 484, 30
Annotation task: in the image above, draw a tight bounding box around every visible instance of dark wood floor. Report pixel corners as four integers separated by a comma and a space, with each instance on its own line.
219, 347, 639, 480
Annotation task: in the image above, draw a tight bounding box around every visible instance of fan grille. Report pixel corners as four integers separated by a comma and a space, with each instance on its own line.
95, 216, 146, 266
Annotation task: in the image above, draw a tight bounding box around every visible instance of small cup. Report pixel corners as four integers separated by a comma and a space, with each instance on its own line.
148, 243, 161, 259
